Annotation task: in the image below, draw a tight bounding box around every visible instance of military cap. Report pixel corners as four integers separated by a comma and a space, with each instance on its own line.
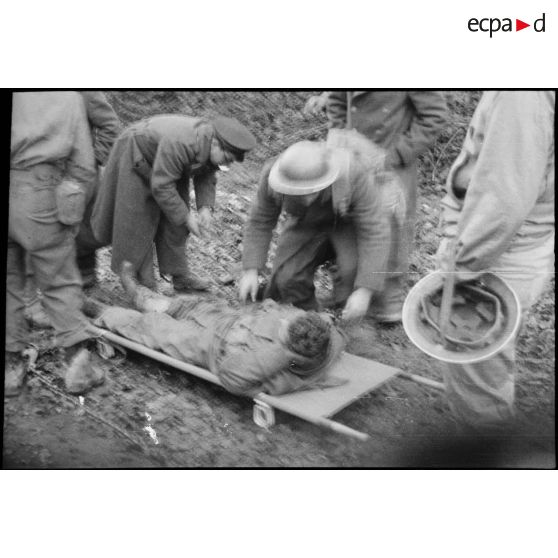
212, 116, 257, 162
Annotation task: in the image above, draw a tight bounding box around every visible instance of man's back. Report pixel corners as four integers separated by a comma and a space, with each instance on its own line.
11, 91, 96, 188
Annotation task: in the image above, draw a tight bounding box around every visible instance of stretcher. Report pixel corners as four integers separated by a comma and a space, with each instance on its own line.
92, 326, 401, 441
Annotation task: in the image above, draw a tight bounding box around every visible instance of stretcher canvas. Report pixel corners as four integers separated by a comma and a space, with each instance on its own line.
262, 351, 401, 418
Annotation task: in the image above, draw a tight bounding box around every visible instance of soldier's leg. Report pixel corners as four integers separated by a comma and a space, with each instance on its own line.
265, 219, 329, 310
22, 253, 52, 329
5, 237, 29, 353
329, 221, 358, 306
442, 235, 554, 434
11, 170, 93, 349
155, 216, 210, 291
370, 167, 413, 322
120, 260, 173, 313
31, 231, 93, 348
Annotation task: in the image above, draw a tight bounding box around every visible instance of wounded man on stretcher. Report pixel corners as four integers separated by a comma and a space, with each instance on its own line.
85, 262, 346, 398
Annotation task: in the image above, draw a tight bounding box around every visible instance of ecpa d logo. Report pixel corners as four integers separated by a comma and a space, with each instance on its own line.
468, 12, 546, 37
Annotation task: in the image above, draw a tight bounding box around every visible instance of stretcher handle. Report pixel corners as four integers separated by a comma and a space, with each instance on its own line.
439, 243, 457, 347
255, 393, 370, 442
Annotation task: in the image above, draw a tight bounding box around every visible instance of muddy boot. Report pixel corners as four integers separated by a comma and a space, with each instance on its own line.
137, 261, 158, 291
173, 271, 211, 293
64, 348, 105, 395
24, 298, 52, 329
82, 297, 108, 319
4, 353, 27, 397
121, 261, 171, 313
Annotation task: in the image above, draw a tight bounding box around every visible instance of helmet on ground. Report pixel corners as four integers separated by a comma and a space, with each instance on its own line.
269, 141, 340, 195
402, 271, 521, 364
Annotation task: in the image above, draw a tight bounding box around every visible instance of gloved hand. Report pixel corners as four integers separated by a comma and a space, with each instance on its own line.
238, 269, 259, 303
303, 92, 329, 116
341, 287, 372, 321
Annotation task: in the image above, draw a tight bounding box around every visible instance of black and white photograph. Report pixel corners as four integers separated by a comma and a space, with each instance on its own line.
1, 2, 557, 556
2, 89, 555, 469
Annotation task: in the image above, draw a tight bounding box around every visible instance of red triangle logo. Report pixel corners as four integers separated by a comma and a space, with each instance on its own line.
516, 19, 530, 31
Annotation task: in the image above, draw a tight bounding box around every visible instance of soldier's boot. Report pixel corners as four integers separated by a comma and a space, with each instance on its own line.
172, 270, 211, 293
64, 347, 105, 395
77, 252, 97, 288
24, 298, 52, 329
121, 261, 172, 313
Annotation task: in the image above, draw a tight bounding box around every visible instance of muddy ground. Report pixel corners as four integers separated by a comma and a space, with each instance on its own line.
3, 91, 555, 468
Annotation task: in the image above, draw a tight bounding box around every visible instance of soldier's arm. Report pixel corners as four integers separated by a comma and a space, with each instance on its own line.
326, 91, 348, 129
350, 170, 393, 294
454, 92, 552, 271
150, 137, 193, 227
241, 159, 282, 271
388, 91, 448, 168
66, 97, 97, 203
80, 91, 122, 166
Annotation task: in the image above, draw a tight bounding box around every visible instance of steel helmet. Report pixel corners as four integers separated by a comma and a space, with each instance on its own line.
402, 271, 521, 364
269, 141, 340, 195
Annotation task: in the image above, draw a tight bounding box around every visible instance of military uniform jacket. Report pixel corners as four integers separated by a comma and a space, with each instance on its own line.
11, 91, 96, 191
91, 115, 218, 269
95, 298, 346, 398
242, 135, 393, 293
440, 90, 555, 272
327, 91, 448, 168
80, 91, 122, 166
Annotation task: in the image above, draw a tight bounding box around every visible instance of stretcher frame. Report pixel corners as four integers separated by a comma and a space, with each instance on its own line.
92, 326, 401, 441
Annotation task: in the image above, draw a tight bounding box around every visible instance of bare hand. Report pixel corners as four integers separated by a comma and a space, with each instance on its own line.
436, 239, 484, 282
185, 212, 202, 238
303, 93, 328, 116
198, 206, 213, 234
238, 269, 259, 303
341, 287, 372, 322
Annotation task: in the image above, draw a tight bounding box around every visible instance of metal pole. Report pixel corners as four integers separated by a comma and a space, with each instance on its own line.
91, 326, 222, 386
255, 393, 370, 442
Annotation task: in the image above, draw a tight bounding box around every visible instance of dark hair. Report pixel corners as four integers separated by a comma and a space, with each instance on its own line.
287, 312, 331, 358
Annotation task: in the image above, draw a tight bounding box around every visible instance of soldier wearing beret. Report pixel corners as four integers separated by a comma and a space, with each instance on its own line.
90, 114, 256, 292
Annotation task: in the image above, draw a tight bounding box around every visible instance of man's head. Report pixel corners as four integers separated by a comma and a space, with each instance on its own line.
269, 141, 340, 206
210, 116, 257, 166
285, 311, 332, 358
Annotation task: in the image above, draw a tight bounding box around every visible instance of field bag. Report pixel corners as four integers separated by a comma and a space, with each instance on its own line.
55, 179, 86, 225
